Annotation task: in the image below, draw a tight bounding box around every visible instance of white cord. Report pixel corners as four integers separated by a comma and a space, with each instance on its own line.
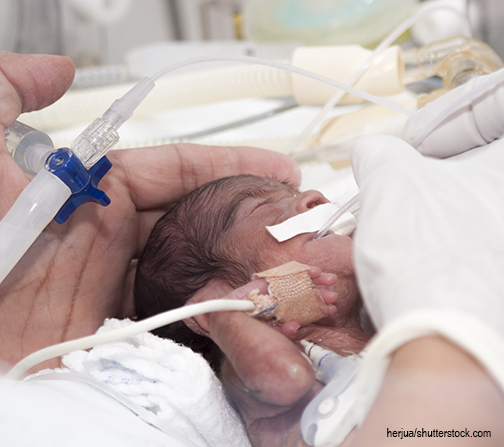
5, 299, 255, 381
282, 1, 469, 155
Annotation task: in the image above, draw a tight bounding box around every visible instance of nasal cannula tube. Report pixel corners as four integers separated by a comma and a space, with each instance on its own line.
315, 194, 360, 240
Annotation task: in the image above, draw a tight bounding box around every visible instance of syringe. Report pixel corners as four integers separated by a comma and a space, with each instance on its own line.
0, 77, 155, 286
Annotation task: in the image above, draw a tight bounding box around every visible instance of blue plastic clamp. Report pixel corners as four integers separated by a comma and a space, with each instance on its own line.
46, 148, 112, 224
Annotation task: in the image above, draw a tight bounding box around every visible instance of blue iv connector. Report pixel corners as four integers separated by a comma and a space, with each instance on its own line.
46, 148, 112, 224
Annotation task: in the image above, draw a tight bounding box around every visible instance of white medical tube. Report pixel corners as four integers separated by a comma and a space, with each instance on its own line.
0, 170, 71, 285
5, 299, 255, 381
150, 56, 412, 116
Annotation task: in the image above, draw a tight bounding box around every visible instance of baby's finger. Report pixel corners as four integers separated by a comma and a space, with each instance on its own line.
313, 272, 338, 287
308, 266, 337, 286
281, 321, 301, 338
319, 288, 338, 305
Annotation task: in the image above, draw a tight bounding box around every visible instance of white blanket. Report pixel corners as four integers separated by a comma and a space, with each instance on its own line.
51, 318, 251, 447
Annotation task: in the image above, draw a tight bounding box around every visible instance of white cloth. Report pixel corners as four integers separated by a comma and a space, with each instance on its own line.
27, 319, 251, 447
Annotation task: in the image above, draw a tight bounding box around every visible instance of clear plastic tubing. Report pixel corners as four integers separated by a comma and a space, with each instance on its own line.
315, 194, 359, 240
148, 55, 413, 116
301, 340, 350, 384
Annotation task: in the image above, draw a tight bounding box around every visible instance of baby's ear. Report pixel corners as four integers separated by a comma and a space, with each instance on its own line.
183, 280, 234, 336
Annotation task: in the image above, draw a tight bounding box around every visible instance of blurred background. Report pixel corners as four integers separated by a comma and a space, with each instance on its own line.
0, 0, 501, 74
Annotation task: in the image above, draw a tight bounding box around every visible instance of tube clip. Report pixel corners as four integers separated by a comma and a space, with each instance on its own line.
47, 148, 112, 224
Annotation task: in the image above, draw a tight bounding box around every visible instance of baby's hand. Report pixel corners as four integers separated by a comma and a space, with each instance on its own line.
247, 261, 338, 336
281, 266, 338, 337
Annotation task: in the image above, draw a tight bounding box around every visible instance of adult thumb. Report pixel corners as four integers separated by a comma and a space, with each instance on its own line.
0, 52, 75, 127
351, 135, 422, 187
0, 53, 75, 210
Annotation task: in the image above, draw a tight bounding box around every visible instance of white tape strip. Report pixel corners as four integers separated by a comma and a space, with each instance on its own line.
266, 203, 357, 242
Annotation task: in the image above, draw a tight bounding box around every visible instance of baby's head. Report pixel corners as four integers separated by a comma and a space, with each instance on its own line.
134, 174, 357, 371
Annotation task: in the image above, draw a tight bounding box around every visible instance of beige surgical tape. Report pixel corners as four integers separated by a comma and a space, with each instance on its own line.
266, 203, 357, 242
247, 261, 328, 326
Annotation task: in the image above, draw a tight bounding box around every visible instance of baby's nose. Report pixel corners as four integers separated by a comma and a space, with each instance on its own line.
294, 190, 330, 214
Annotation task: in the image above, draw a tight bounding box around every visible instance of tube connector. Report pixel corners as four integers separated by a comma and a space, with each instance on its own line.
70, 117, 119, 168
47, 148, 112, 224
71, 76, 155, 167
401, 35, 504, 88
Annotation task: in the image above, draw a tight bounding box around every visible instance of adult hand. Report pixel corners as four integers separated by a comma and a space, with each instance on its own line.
186, 267, 354, 447
0, 52, 301, 372
350, 134, 504, 416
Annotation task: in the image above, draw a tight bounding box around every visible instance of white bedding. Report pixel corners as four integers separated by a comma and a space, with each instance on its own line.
26, 318, 252, 447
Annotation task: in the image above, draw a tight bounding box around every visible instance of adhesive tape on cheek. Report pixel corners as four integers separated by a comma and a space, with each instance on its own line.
266, 203, 357, 242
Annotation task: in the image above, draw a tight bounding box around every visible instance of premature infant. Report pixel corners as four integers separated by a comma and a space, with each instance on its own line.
134, 174, 371, 446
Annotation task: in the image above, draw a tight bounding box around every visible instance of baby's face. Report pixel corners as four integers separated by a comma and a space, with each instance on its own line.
227, 178, 359, 325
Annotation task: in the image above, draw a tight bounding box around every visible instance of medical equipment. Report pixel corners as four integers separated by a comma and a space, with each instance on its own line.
23, 27, 497, 133
2, 0, 502, 388
0, 77, 154, 285
20, 46, 404, 131
314, 196, 359, 240
5, 299, 255, 380
300, 340, 362, 447
282, 1, 474, 155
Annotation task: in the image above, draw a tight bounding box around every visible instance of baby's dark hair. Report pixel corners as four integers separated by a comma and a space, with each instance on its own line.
134, 174, 290, 373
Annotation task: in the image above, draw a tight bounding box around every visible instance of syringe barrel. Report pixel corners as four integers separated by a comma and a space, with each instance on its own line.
5, 121, 55, 175
0, 169, 71, 285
